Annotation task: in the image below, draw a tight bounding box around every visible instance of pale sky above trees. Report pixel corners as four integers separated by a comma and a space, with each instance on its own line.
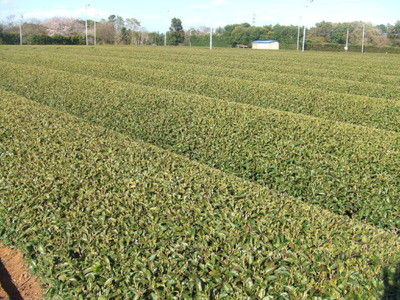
1, 0, 399, 32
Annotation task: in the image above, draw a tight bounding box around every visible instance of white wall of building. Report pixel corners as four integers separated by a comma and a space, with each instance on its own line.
252, 42, 279, 50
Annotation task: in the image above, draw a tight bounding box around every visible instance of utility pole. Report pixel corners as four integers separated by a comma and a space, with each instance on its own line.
300, 0, 312, 52
297, 26, 300, 50
209, 0, 214, 50
345, 28, 349, 52
297, 17, 302, 51
165, 10, 170, 46
19, 15, 23, 45
85, 4, 90, 46
210, 25, 213, 50
189, 29, 193, 47
361, 24, 365, 53
94, 20, 96, 46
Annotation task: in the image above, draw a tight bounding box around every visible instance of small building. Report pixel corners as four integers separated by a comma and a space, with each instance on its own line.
236, 44, 249, 48
252, 40, 279, 50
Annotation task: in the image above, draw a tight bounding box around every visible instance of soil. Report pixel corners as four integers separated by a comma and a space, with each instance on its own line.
0, 242, 43, 300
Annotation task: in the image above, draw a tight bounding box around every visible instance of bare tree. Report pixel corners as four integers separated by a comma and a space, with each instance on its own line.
5, 15, 18, 29
350, 22, 390, 46
126, 17, 141, 45
139, 28, 153, 45
96, 21, 117, 44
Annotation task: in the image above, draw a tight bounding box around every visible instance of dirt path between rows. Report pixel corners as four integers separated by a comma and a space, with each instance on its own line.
0, 242, 43, 299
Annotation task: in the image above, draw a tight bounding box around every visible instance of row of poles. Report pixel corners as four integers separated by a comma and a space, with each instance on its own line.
296, 24, 366, 52
16, 5, 97, 46
18, 1, 367, 52
296, 0, 366, 52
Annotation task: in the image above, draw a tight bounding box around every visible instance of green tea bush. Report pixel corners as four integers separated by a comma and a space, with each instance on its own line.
1, 62, 398, 230
4, 46, 400, 84
2, 53, 399, 132
1, 90, 399, 298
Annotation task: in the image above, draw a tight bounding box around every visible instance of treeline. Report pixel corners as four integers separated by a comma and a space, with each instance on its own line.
0, 15, 165, 45
1, 14, 400, 51
0, 32, 84, 45
187, 24, 300, 48
189, 21, 400, 49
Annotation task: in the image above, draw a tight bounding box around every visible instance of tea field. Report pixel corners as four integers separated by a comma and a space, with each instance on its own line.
0, 46, 399, 298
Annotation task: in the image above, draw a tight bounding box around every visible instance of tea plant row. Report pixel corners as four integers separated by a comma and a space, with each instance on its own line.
1, 61, 398, 230
1, 89, 399, 298
2, 54, 399, 132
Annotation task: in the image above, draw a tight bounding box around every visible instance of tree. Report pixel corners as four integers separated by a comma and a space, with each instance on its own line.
270, 24, 298, 44
308, 21, 333, 43
350, 22, 390, 46
388, 21, 400, 39
229, 26, 249, 46
126, 18, 141, 45
5, 15, 18, 29
96, 20, 117, 44
387, 21, 400, 46
376, 24, 388, 34
44, 17, 84, 36
107, 15, 125, 43
222, 23, 251, 39
328, 23, 348, 44
168, 18, 184, 45
215, 27, 224, 34
120, 27, 130, 44
148, 32, 164, 45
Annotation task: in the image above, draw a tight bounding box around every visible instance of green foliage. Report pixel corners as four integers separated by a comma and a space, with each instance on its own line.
168, 18, 184, 46
1, 89, 399, 298
269, 24, 299, 44
306, 42, 400, 53
0, 47, 399, 231
26, 34, 53, 45
189, 34, 229, 47
387, 21, 400, 39
14, 34, 85, 45
2, 48, 399, 131
194, 20, 400, 51
218, 24, 275, 47
0, 32, 19, 44
148, 32, 164, 45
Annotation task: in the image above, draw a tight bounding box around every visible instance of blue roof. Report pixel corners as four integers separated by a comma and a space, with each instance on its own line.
252, 40, 278, 43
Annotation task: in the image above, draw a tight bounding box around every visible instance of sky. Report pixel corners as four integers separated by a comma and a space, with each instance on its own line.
1, 0, 399, 32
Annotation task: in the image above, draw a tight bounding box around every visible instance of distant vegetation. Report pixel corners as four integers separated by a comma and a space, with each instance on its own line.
1, 14, 400, 52
189, 21, 400, 53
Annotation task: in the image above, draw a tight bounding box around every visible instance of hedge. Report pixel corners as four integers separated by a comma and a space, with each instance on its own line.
1, 89, 399, 298
0, 32, 20, 45
26, 34, 85, 45
306, 42, 400, 54
0, 61, 398, 230
4, 46, 399, 100
6, 44, 400, 78
2, 51, 399, 132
